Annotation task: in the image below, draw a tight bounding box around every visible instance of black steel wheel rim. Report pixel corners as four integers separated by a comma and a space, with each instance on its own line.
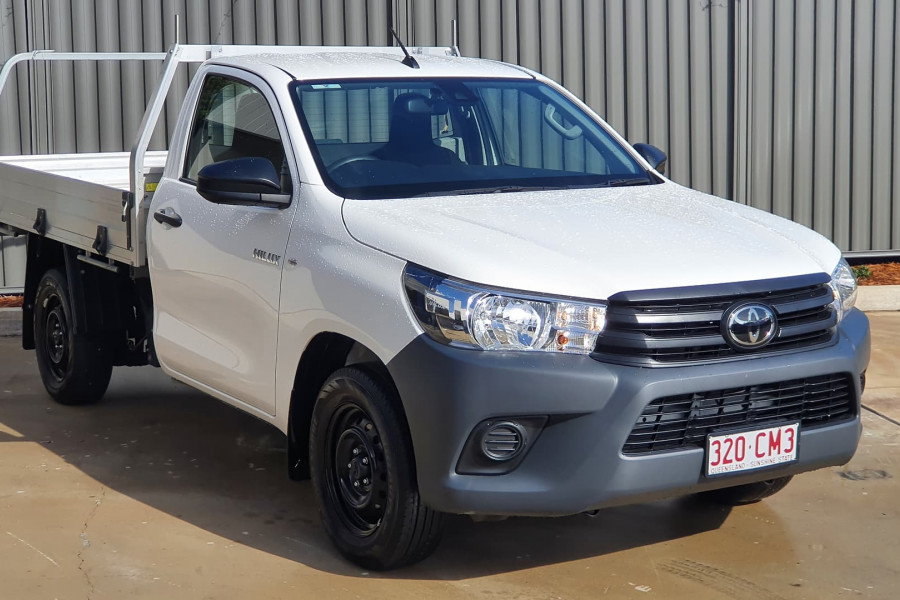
325, 401, 389, 536
43, 295, 68, 380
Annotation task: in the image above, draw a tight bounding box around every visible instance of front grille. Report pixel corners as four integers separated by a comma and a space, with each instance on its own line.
622, 373, 856, 455
593, 278, 837, 366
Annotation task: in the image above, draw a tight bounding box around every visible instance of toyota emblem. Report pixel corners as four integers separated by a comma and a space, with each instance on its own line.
722, 303, 777, 349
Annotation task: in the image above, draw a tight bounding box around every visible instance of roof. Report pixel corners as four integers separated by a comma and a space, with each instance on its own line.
208, 46, 533, 81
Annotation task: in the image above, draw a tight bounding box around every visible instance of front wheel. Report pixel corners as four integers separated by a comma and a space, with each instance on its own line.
33, 269, 113, 405
309, 366, 444, 570
699, 475, 794, 506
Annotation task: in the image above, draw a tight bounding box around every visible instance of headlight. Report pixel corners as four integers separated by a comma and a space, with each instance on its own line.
404, 265, 607, 354
829, 258, 858, 321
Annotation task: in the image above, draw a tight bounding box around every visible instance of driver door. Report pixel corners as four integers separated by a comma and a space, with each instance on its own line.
148, 70, 297, 415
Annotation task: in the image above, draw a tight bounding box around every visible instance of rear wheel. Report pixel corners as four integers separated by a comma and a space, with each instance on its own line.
700, 476, 793, 505
309, 366, 444, 570
33, 269, 113, 405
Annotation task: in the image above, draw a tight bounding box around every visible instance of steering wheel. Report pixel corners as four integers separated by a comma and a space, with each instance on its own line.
329, 155, 380, 170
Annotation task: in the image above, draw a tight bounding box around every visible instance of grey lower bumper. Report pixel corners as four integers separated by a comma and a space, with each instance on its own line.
386, 309, 870, 516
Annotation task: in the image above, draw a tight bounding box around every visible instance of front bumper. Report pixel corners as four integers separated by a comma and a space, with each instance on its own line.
386, 308, 870, 516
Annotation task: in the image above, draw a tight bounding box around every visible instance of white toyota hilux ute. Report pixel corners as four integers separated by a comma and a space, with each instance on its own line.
0, 44, 869, 570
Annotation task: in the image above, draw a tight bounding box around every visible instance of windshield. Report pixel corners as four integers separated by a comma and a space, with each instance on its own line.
291, 78, 654, 199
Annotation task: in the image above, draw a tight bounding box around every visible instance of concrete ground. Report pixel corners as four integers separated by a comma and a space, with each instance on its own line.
0, 314, 897, 600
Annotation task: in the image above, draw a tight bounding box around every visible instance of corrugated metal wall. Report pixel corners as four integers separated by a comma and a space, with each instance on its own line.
0, 0, 898, 280
734, 0, 900, 252
0, 0, 392, 155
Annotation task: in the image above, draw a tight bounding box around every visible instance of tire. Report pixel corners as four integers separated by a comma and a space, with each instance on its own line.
33, 269, 113, 405
699, 475, 794, 506
309, 366, 444, 570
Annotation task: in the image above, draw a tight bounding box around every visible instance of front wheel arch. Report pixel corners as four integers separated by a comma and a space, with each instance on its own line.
287, 333, 406, 481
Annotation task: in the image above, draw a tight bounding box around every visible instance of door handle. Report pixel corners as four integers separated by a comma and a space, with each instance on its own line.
153, 209, 182, 228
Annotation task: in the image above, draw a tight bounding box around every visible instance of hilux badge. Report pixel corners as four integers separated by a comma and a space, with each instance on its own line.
722, 303, 777, 349
253, 248, 281, 266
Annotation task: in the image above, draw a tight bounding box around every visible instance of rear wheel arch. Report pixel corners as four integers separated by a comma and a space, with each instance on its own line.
23, 234, 151, 366
22, 234, 66, 349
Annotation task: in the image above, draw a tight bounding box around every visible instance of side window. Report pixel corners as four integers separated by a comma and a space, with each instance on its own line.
184, 75, 289, 188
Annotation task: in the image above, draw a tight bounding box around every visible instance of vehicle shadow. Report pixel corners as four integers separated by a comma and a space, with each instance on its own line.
0, 340, 731, 579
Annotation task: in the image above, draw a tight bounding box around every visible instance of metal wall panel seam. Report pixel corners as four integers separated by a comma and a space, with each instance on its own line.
255, 0, 277, 45
582, 0, 605, 118
791, 0, 815, 228
233, 0, 257, 45
299, 0, 322, 45
458, 0, 479, 58
870, 0, 894, 250
12, 2, 30, 153
850, 0, 875, 251
141, 0, 166, 150
812, 0, 835, 239
604, 0, 625, 137
39, 0, 53, 152
72, 0, 100, 153
480, 0, 502, 62
500, 0, 516, 64
48, 0, 75, 153
666, 0, 690, 187
709, 0, 732, 199
410, 0, 434, 46
322, 0, 344, 44
771, 0, 795, 219
540, 0, 562, 85
749, 0, 774, 212
732, 0, 746, 205
832, 0, 854, 249
517, 0, 539, 72
96, 0, 123, 152
646, 0, 668, 155
560, 0, 583, 99
369, 0, 389, 46
275, 0, 300, 45
623, 0, 646, 144
688, 0, 711, 194
434, 0, 456, 48
893, 0, 900, 248
118, 1, 144, 154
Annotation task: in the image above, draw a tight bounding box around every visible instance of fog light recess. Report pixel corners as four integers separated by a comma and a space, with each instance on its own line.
456, 416, 548, 476
481, 421, 527, 461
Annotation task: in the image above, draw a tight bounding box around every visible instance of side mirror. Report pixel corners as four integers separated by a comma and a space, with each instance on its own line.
632, 143, 667, 175
197, 157, 291, 208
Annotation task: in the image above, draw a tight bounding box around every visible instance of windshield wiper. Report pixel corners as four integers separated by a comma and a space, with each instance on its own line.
456, 185, 550, 195
412, 179, 650, 197
416, 185, 553, 197
605, 177, 651, 187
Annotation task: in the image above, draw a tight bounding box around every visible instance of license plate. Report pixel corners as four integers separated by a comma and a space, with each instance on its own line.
706, 422, 799, 476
